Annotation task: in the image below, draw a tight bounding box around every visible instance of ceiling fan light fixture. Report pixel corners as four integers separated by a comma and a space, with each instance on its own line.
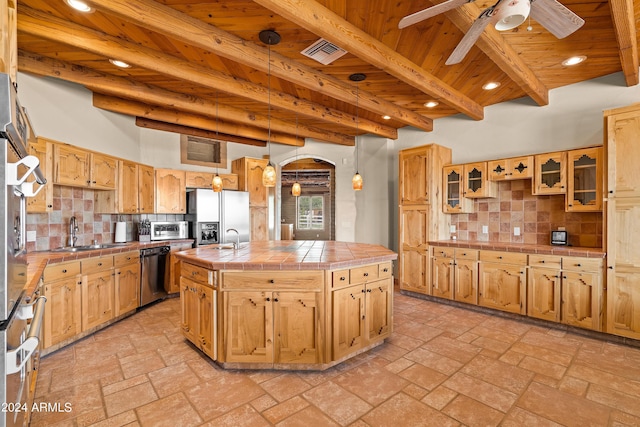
482, 82, 501, 90
66, 0, 94, 13
109, 59, 131, 68
562, 55, 587, 66
493, 0, 531, 31
424, 101, 439, 108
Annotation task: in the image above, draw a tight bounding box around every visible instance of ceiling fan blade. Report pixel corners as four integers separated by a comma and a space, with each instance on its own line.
530, 0, 585, 39
445, 10, 494, 65
398, 0, 474, 29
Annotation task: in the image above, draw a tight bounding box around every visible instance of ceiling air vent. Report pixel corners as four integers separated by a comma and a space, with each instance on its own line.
301, 39, 347, 65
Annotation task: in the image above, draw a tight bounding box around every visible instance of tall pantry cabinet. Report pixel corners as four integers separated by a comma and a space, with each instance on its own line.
604, 103, 640, 339
398, 144, 452, 294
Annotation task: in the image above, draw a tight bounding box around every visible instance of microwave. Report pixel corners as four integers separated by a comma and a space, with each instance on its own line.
551, 230, 568, 245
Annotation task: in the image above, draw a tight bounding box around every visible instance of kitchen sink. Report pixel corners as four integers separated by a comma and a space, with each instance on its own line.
50, 243, 128, 252
207, 244, 236, 250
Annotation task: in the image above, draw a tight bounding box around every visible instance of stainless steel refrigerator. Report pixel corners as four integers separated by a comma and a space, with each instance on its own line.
187, 189, 250, 246
0, 73, 47, 426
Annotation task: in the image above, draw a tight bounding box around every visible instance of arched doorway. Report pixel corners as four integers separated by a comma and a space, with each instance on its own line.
280, 158, 336, 240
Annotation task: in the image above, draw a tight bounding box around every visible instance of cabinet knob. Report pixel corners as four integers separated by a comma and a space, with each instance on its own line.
364, 272, 369, 277
576, 264, 582, 267
382, 268, 388, 273
274, 298, 279, 302
540, 260, 545, 263
98, 262, 102, 266
47, 204, 53, 208
340, 276, 346, 281
269, 279, 275, 283
62, 269, 67, 273
608, 266, 613, 269
498, 256, 503, 260
266, 297, 271, 301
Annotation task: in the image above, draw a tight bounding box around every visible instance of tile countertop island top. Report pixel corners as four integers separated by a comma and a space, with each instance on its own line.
23, 239, 195, 298
174, 240, 398, 271
429, 240, 606, 258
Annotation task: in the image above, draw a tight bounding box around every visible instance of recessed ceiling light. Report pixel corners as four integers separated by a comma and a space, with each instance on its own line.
109, 59, 131, 68
424, 101, 439, 108
382, 115, 391, 120
482, 82, 500, 90
562, 55, 587, 66
65, 0, 94, 13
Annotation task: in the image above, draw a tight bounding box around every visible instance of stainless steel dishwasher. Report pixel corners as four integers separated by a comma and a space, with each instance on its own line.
140, 246, 170, 306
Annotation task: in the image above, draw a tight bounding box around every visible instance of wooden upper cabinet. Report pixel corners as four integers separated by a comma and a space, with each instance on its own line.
185, 171, 239, 190
533, 151, 567, 195
138, 164, 155, 213
399, 147, 429, 205
605, 104, 640, 198
89, 152, 117, 189
26, 137, 53, 213
443, 165, 473, 213
463, 162, 496, 198
118, 160, 140, 214
53, 142, 117, 189
155, 169, 186, 213
232, 157, 268, 207
53, 143, 90, 187
488, 156, 534, 181
566, 147, 603, 212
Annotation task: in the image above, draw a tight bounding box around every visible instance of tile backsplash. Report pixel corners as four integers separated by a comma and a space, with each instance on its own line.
449, 179, 602, 248
26, 186, 185, 252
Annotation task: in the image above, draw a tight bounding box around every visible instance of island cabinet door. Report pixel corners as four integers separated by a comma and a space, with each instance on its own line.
180, 278, 199, 345
273, 291, 323, 364
198, 285, 216, 360
224, 291, 273, 364
365, 278, 392, 343
332, 284, 366, 360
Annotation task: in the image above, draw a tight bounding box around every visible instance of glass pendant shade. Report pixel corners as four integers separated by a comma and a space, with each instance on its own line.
352, 172, 363, 191
292, 182, 301, 197
211, 174, 223, 192
262, 163, 276, 187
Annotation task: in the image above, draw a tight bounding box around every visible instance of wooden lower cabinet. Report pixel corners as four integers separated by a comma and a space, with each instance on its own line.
431, 252, 454, 300
478, 254, 527, 315
274, 291, 322, 364
180, 263, 216, 359
528, 267, 562, 322
399, 205, 430, 294
115, 262, 140, 317
332, 278, 392, 360
562, 270, 601, 331
42, 270, 82, 349
454, 258, 478, 305
167, 241, 194, 294
607, 266, 640, 339
82, 270, 116, 331
224, 291, 272, 364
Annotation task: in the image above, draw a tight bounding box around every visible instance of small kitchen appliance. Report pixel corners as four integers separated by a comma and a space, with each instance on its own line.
150, 221, 189, 241
551, 230, 568, 245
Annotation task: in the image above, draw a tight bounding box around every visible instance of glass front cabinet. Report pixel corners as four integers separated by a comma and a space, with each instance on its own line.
566, 147, 603, 212
463, 162, 497, 199
533, 151, 567, 195
443, 165, 473, 213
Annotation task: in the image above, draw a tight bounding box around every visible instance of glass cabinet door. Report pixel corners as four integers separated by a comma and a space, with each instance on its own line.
533, 151, 566, 195
566, 147, 603, 211
443, 165, 473, 213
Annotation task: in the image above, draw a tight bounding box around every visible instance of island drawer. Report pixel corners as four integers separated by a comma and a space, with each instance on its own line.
480, 250, 527, 265
562, 257, 603, 273
350, 264, 379, 284
529, 254, 562, 269
43, 261, 81, 282
332, 269, 350, 287
181, 262, 214, 286
378, 262, 392, 279
432, 247, 454, 258
114, 251, 140, 268
81, 255, 113, 273
222, 270, 324, 291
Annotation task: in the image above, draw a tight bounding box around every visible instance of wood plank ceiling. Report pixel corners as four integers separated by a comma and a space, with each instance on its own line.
15, 0, 639, 146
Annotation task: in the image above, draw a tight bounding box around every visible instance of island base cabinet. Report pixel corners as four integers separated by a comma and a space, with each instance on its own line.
223, 290, 322, 365
607, 266, 640, 339
181, 277, 216, 359
478, 262, 526, 314
332, 278, 392, 361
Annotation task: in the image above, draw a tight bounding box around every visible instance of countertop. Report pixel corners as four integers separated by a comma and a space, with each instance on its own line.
429, 240, 606, 258
174, 240, 398, 271
23, 239, 195, 298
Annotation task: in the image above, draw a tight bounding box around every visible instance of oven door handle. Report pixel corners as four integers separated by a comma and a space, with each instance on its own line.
6, 296, 46, 375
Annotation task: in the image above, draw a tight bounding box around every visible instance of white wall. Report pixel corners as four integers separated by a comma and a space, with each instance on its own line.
16, 71, 640, 251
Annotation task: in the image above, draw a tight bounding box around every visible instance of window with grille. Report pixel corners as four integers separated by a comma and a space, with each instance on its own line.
297, 195, 324, 230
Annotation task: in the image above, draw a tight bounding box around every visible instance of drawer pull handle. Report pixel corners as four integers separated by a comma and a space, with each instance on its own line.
364, 272, 369, 277
62, 269, 67, 273
540, 260, 545, 263
498, 256, 503, 260
576, 264, 582, 267
383, 268, 388, 273
266, 297, 271, 301
340, 276, 346, 281
462, 253, 467, 256
98, 263, 102, 266
269, 279, 275, 283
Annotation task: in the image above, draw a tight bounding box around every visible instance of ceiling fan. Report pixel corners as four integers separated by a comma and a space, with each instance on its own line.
399, 0, 585, 65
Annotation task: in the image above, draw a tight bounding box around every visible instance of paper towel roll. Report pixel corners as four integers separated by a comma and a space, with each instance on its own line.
115, 222, 126, 243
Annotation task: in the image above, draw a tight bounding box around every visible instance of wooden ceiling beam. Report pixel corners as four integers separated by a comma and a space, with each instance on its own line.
82, 0, 433, 132
93, 94, 302, 146
17, 5, 393, 139
608, 0, 639, 86
446, 5, 549, 106
135, 117, 269, 147
18, 51, 351, 146
253, 0, 484, 120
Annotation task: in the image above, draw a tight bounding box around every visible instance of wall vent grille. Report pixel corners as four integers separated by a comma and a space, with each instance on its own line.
301, 39, 347, 65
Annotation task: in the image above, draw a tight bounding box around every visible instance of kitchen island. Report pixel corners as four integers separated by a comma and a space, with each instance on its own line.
174, 240, 397, 370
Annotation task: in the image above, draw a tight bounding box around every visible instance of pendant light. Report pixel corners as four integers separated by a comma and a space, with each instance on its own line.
260, 30, 280, 188
350, 73, 366, 191
211, 90, 223, 192
292, 113, 301, 197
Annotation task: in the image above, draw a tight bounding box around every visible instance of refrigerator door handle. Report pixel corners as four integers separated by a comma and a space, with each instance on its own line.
6, 296, 46, 375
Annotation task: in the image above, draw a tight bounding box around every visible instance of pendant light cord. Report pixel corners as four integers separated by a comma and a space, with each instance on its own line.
267, 35, 272, 161
355, 82, 359, 173
215, 91, 219, 176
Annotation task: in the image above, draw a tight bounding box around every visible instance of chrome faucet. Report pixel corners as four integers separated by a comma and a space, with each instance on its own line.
226, 228, 240, 249
69, 216, 79, 247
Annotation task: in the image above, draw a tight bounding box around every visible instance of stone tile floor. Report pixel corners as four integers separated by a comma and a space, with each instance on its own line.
32, 290, 640, 426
